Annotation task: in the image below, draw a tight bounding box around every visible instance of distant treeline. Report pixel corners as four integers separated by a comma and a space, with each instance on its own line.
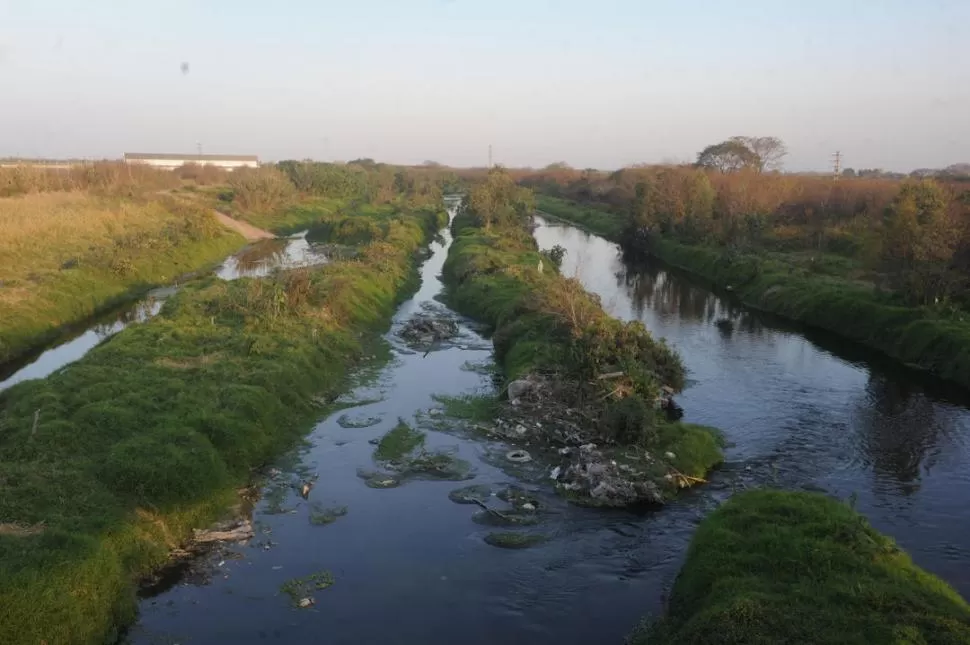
519, 160, 970, 308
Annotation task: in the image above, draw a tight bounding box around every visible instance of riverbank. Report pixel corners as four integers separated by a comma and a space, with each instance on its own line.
0, 192, 246, 365
535, 195, 970, 390
442, 209, 723, 505
637, 489, 970, 643
0, 204, 447, 645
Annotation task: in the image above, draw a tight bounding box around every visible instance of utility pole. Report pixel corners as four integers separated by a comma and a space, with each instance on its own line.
832, 151, 842, 179
197, 142, 203, 156
488, 144, 493, 169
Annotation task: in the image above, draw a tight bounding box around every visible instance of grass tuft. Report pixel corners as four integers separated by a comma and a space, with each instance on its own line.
374, 419, 426, 461
637, 490, 970, 644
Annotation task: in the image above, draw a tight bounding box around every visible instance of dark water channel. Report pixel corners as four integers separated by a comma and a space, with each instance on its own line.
533, 216, 970, 594
123, 213, 970, 644
0, 232, 329, 392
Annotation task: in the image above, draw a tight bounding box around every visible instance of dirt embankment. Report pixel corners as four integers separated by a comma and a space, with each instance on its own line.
213, 210, 275, 241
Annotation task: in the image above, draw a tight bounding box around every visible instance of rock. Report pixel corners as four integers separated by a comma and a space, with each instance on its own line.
448, 484, 494, 505
506, 379, 534, 400
513, 424, 528, 436
664, 451, 677, 460
297, 597, 315, 609
550, 466, 561, 480
505, 449, 532, 463
521, 502, 536, 512
193, 519, 254, 544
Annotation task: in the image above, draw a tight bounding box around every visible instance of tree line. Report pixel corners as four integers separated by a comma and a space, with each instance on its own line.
519, 140, 970, 307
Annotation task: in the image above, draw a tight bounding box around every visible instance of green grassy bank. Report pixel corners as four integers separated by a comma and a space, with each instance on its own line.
535, 195, 970, 390
442, 211, 723, 489
637, 490, 970, 644
0, 196, 246, 366
229, 197, 347, 235
536, 194, 625, 239
0, 204, 447, 645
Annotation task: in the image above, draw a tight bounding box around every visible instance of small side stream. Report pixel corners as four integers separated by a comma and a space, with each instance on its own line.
0, 231, 329, 392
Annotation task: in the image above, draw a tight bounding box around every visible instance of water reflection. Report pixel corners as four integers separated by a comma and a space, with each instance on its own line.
216, 232, 329, 280
533, 215, 970, 593
0, 297, 163, 391
1, 232, 332, 392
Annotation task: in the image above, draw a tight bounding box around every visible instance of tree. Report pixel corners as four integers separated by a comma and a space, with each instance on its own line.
696, 140, 761, 173
466, 166, 535, 231
730, 136, 788, 172
842, 168, 856, 177
881, 180, 956, 303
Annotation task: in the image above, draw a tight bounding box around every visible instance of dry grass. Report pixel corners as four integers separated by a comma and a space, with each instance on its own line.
0, 192, 183, 283
0, 190, 244, 363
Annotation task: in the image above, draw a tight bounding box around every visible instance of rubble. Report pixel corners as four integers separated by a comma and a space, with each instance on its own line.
192, 519, 254, 544
467, 372, 694, 507
399, 313, 460, 349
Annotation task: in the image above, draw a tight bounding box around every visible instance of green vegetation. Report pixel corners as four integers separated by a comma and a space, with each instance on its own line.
280, 569, 335, 604
0, 192, 244, 364
0, 204, 446, 645
483, 532, 549, 549
638, 490, 970, 644
431, 393, 501, 422
528, 188, 970, 388
443, 168, 722, 496
374, 419, 426, 461
308, 505, 349, 526
536, 194, 624, 238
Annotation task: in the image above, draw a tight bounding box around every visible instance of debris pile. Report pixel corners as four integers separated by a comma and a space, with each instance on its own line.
472, 373, 692, 507
399, 313, 460, 349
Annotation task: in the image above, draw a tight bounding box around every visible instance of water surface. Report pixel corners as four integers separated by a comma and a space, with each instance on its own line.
125, 214, 970, 644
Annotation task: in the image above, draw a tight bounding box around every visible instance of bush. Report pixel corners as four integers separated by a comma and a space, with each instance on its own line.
601, 396, 656, 445
227, 166, 296, 212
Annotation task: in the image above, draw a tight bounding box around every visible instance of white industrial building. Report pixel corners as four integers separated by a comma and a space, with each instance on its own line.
123, 152, 259, 170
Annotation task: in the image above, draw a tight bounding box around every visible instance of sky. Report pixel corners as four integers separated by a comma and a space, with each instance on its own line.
1, 0, 967, 172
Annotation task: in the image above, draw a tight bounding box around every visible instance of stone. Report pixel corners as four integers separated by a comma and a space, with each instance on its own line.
506, 379, 534, 400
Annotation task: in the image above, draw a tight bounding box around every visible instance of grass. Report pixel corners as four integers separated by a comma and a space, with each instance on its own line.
229, 197, 345, 235
374, 419, 426, 461
0, 203, 447, 644
431, 393, 501, 422
536, 194, 625, 239
441, 212, 722, 493
637, 490, 970, 644
537, 194, 970, 390
0, 191, 245, 364
651, 238, 970, 388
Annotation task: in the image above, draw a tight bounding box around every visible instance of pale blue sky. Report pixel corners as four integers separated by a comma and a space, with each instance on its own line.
1, 0, 967, 171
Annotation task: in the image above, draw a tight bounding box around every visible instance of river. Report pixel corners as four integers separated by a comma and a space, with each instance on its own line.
120, 213, 969, 644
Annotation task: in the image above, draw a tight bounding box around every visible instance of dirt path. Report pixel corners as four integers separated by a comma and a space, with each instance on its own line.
213, 211, 275, 241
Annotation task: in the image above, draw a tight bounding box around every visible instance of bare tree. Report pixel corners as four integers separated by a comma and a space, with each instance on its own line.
730, 136, 788, 172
